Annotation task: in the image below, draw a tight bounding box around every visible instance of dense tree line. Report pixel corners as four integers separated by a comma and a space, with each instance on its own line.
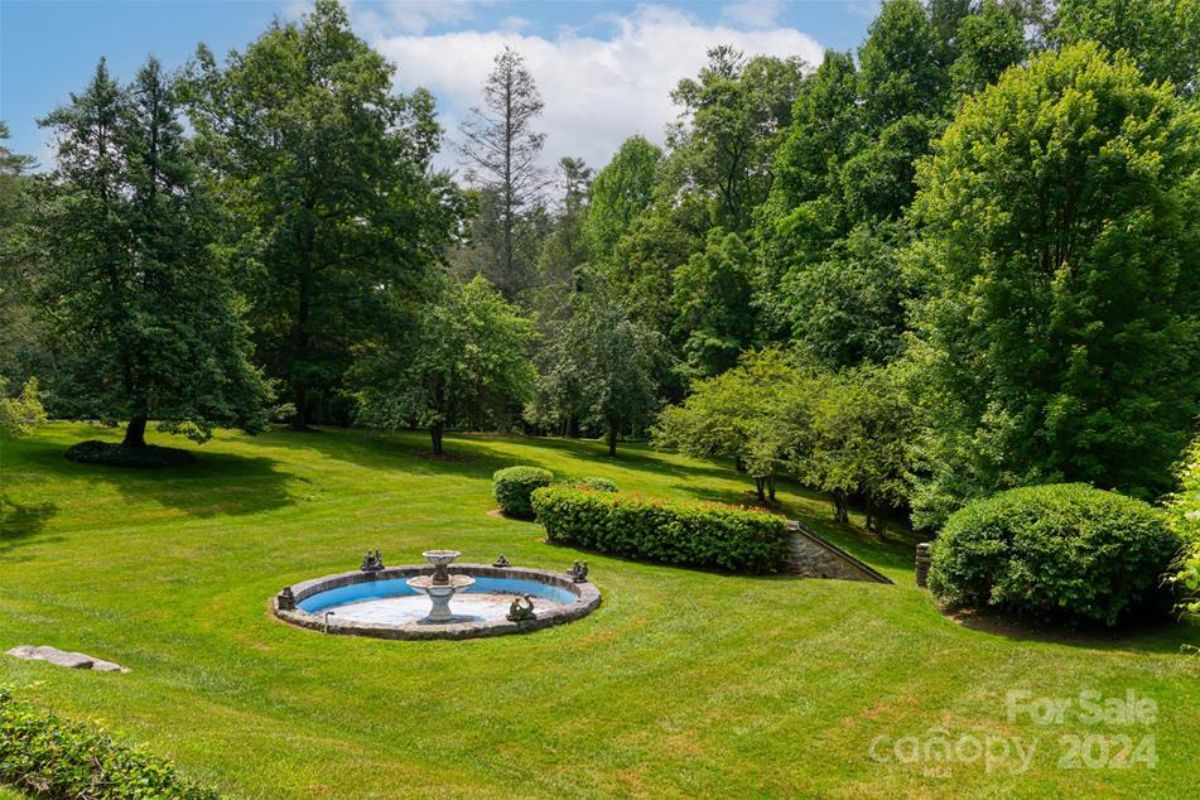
2, 0, 1199, 534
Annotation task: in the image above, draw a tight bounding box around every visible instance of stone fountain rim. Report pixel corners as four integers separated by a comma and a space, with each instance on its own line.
272, 563, 601, 641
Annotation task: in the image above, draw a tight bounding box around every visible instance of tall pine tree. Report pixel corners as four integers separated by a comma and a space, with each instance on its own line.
36, 58, 269, 453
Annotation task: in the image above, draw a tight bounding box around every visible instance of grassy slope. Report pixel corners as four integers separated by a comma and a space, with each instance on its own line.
0, 423, 1197, 799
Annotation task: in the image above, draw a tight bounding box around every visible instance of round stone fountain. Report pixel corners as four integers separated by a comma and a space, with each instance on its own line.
272, 550, 601, 640
405, 550, 475, 621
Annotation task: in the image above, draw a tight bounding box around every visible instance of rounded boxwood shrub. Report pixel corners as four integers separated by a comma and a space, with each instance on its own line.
493, 466, 554, 519
928, 483, 1183, 627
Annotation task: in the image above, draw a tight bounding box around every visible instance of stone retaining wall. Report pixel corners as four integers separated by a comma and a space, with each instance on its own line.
786, 521, 893, 584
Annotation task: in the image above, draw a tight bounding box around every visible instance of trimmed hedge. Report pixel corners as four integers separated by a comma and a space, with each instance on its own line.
0, 686, 220, 799
531, 486, 791, 573
569, 477, 619, 492
493, 466, 554, 519
928, 483, 1183, 627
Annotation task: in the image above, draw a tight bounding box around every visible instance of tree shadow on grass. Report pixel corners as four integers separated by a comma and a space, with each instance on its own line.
945, 607, 1200, 656
0, 496, 58, 555
259, 427, 740, 485
96, 450, 299, 517
11, 435, 298, 518
256, 427, 554, 481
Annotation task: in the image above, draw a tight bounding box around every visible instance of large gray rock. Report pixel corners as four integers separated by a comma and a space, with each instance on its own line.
6, 645, 127, 672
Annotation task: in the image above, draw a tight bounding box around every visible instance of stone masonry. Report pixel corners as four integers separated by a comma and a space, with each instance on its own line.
786, 521, 893, 584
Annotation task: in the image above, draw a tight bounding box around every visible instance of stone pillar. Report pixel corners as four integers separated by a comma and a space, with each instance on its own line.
915, 542, 932, 588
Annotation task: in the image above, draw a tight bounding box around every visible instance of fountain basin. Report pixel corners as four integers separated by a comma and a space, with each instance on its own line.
273, 563, 600, 640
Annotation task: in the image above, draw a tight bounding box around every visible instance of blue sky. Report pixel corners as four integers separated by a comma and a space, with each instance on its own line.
1, 1, 879, 171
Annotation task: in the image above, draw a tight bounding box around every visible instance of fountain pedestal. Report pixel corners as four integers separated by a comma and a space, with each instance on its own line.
406, 550, 475, 621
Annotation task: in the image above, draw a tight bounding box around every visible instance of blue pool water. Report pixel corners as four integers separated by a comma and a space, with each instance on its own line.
298, 575, 577, 613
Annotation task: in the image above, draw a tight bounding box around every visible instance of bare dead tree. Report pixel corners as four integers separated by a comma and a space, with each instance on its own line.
459, 47, 548, 296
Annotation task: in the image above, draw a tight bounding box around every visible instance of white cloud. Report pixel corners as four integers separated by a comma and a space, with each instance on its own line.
721, 1, 784, 30
353, 0, 489, 37
358, 4, 823, 178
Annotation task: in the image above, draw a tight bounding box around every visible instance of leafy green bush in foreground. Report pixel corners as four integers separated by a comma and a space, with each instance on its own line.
493, 466, 554, 518
531, 486, 791, 573
0, 686, 220, 799
928, 484, 1183, 627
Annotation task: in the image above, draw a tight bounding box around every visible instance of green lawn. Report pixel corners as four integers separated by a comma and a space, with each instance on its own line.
1, 423, 1198, 799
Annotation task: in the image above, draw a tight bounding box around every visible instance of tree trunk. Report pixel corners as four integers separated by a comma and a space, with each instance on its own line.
123, 416, 148, 448
734, 454, 746, 473
291, 197, 316, 432
768, 474, 777, 503
291, 381, 309, 431
430, 422, 444, 456
866, 494, 887, 539
606, 425, 618, 457
755, 477, 766, 502
832, 491, 849, 523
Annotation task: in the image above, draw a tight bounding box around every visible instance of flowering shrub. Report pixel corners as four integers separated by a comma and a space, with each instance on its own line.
531, 486, 790, 573
0, 686, 220, 799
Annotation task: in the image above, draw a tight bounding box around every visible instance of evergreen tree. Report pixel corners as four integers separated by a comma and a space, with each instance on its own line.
532, 156, 591, 320
0, 124, 45, 384
36, 58, 269, 450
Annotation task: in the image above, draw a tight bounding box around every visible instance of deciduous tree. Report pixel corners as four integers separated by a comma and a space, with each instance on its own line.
904, 43, 1200, 527
187, 0, 453, 428
655, 349, 808, 502
537, 278, 664, 456
352, 275, 536, 455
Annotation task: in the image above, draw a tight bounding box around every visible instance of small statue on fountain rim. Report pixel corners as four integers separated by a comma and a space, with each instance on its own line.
360, 549, 385, 572
507, 594, 536, 622
567, 560, 589, 583
277, 586, 297, 611
493, 554, 511, 568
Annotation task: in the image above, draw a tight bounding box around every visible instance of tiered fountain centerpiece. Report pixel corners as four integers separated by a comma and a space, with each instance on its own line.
273, 548, 601, 639
405, 550, 475, 621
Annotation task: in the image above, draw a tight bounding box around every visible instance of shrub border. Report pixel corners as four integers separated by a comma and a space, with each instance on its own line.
532, 486, 793, 574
